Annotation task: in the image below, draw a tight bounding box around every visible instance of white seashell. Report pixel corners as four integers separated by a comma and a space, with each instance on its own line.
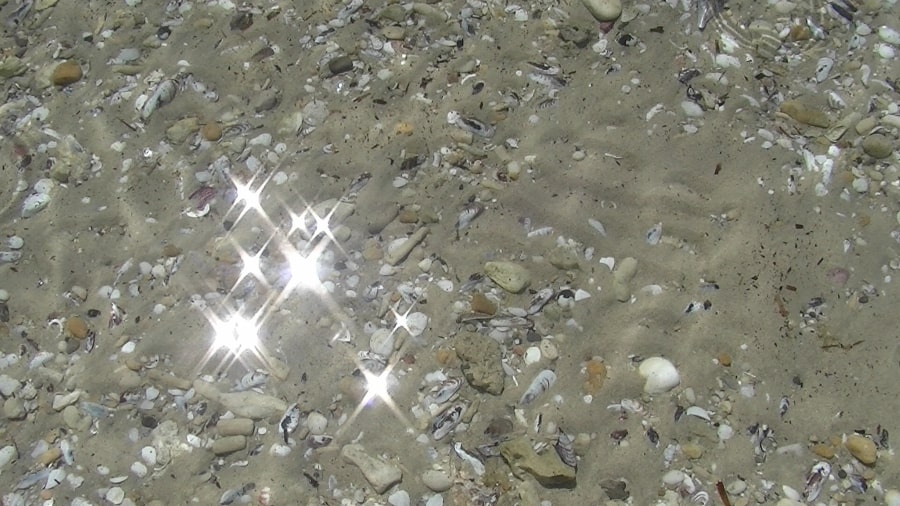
802, 461, 831, 501
306, 411, 328, 435
685, 406, 711, 421
598, 257, 615, 270
45, 468, 66, 489
878, 25, 900, 45
519, 369, 556, 405
140, 79, 177, 119
404, 312, 429, 337
523, 346, 541, 365
645, 223, 662, 245
638, 357, 680, 394
21, 192, 51, 218
0, 444, 17, 469
815, 57, 834, 83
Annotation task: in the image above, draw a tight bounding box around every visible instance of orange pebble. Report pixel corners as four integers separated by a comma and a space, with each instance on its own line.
65, 317, 89, 340
717, 352, 732, 367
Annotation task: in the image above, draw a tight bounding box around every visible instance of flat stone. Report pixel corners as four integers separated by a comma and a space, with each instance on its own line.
341, 443, 402, 494
211, 435, 246, 455
421, 470, 453, 492
215, 418, 255, 436
3, 397, 25, 420
779, 100, 830, 128
484, 261, 531, 293
455, 332, 505, 395
499, 436, 576, 488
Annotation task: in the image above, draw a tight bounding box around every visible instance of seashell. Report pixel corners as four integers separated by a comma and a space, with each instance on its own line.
519, 369, 556, 405
815, 57, 834, 83
140, 79, 177, 119
432, 403, 465, 440
428, 377, 462, 405
279, 403, 302, 444
455, 202, 484, 232
588, 218, 607, 236
307, 434, 333, 448
638, 357, 680, 394
446, 110, 495, 138
555, 431, 577, 468
0, 251, 23, 264
645, 222, 662, 245
527, 288, 555, 315
685, 406, 711, 421
236, 370, 268, 391
802, 461, 830, 501
21, 192, 51, 218
219, 482, 255, 505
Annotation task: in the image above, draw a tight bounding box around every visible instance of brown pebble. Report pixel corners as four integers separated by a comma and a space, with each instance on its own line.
211, 435, 246, 455
200, 122, 223, 141
717, 352, 732, 367
811, 443, 835, 459
583, 358, 607, 394
779, 100, 830, 128
682, 442, 704, 459
470, 292, 497, 315
51, 61, 83, 86
397, 208, 418, 223
434, 348, 456, 366
37, 447, 62, 466
216, 418, 255, 437
161, 244, 182, 258
65, 317, 89, 340
845, 434, 877, 465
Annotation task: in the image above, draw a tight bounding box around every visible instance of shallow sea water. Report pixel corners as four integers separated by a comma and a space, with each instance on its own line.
0, 0, 899, 505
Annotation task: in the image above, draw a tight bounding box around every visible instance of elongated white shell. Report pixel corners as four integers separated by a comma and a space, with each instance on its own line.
638, 357, 680, 394
21, 192, 51, 218
519, 369, 556, 405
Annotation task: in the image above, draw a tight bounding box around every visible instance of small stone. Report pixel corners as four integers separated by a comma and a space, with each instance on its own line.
306, 411, 328, 435
397, 208, 418, 223
845, 434, 877, 465
3, 397, 25, 420
421, 469, 453, 492
341, 443, 403, 494
65, 317, 89, 340
200, 122, 223, 141
717, 352, 732, 367
0, 374, 20, 397
547, 245, 580, 270
388, 490, 410, 506
51, 61, 83, 86
369, 328, 395, 357
62, 405, 83, 429
469, 293, 497, 315
499, 436, 576, 488
682, 442, 703, 459
811, 443, 835, 459
105, 486, 125, 505
862, 133, 893, 159
382, 26, 406, 40
215, 418, 255, 436
855, 116, 877, 135
539, 340, 558, 360
165, 117, 200, 144
580, 0, 622, 22
484, 261, 531, 293
779, 100, 830, 128
211, 435, 247, 455
328, 55, 354, 75
455, 332, 505, 395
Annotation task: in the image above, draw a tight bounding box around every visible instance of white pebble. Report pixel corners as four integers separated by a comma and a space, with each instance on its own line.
140, 446, 157, 466
130, 461, 148, 478
306, 411, 328, 435
681, 100, 704, 117
0, 289, 9, 303
5, 236, 24, 250
105, 486, 125, 505
523, 346, 541, 365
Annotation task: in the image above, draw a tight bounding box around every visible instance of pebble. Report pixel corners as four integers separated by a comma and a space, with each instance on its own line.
779, 100, 830, 128
369, 328, 395, 357
215, 418, 255, 436
580, 0, 622, 22
845, 434, 877, 465
861, 133, 894, 159
612, 256, 638, 302
306, 411, 328, 435
3, 397, 25, 420
211, 435, 246, 455
65, 317, 89, 340
51, 61, 83, 86
484, 261, 531, 293
200, 122, 223, 141
811, 443, 835, 459
105, 486, 125, 505
340, 443, 403, 494
421, 469, 453, 492
855, 116, 878, 135
388, 490, 410, 506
